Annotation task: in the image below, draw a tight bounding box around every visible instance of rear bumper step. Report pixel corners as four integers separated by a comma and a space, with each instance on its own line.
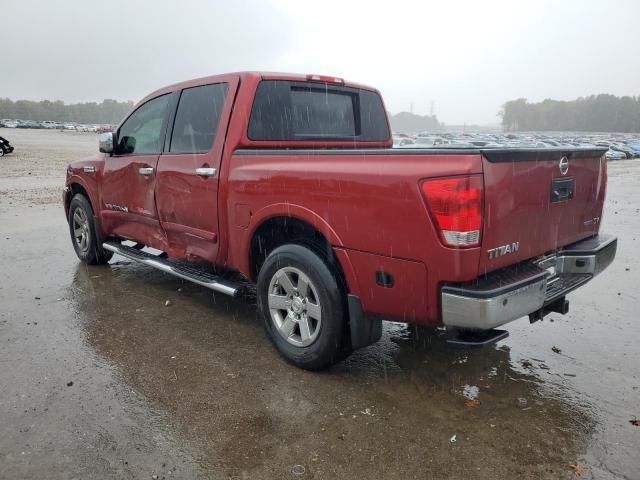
441, 234, 617, 330
103, 241, 240, 297
446, 328, 509, 347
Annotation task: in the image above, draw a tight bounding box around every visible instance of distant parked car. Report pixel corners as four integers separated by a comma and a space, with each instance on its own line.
17, 120, 41, 129
605, 149, 627, 161
610, 143, 635, 159
623, 142, 640, 156
96, 125, 114, 134
392, 135, 415, 147
467, 140, 492, 147
1, 119, 18, 128
438, 141, 477, 149
504, 141, 538, 148
62, 123, 76, 130
414, 135, 451, 147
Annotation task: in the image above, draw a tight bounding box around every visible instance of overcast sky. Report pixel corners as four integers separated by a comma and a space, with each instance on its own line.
2, 0, 639, 124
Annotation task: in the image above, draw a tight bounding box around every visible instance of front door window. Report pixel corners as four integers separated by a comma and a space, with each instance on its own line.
117, 94, 170, 155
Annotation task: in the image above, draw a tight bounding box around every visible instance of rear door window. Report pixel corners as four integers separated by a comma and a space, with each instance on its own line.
169, 83, 228, 154
248, 80, 389, 141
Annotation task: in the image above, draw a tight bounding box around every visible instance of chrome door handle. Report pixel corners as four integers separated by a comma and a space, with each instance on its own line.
196, 167, 216, 177
139, 167, 154, 176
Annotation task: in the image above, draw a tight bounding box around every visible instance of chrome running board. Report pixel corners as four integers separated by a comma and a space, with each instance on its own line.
103, 241, 240, 297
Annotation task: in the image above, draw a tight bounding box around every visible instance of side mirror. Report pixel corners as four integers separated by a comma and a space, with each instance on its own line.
99, 132, 114, 154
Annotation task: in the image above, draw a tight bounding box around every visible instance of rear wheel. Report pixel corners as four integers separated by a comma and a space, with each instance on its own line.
68, 194, 112, 265
258, 244, 351, 370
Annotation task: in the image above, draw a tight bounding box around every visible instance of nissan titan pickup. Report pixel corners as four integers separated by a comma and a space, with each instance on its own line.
63, 72, 617, 370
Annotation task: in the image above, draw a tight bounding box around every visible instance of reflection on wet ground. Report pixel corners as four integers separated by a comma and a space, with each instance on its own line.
69, 260, 594, 479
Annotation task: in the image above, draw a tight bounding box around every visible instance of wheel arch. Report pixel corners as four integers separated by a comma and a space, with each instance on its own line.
65, 179, 96, 215
65, 179, 106, 243
243, 205, 356, 296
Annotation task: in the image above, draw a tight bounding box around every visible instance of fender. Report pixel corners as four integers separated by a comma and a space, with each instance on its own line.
66, 174, 100, 217
65, 165, 110, 244
230, 202, 345, 279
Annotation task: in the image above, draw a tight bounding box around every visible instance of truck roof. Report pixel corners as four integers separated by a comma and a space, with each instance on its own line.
142, 71, 380, 105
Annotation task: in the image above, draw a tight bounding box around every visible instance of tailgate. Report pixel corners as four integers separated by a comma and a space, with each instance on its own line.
479, 148, 608, 273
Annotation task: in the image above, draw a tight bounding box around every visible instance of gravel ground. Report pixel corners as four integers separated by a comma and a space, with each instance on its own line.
0, 128, 638, 479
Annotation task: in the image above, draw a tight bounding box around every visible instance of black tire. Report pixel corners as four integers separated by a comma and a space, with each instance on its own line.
68, 194, 112, 265
257, 244, 351, 370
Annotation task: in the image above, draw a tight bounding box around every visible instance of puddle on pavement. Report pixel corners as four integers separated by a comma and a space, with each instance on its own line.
68, 261, 596, 479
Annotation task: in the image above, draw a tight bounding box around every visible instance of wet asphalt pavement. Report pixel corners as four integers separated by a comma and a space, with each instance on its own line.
0, 129, 638, 479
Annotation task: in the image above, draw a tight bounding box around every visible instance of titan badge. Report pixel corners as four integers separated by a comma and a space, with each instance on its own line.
487, 242, 520, 259
105, 203, 129, 213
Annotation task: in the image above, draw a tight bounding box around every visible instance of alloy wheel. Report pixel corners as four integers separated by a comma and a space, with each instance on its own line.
72, 208, 90, 253
268, 266, 322, 347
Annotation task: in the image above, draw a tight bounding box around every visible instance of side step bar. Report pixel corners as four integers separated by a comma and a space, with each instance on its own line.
446, 328, 509, 348
103, 241, 240, 297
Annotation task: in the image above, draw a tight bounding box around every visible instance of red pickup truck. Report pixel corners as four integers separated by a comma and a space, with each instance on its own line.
63, 72, 617, 370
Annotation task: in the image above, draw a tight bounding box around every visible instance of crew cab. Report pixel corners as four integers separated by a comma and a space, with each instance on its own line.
63, 72, 616, 370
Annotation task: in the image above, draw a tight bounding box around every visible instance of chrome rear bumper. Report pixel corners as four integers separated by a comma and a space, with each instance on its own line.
441, 234, 617, 330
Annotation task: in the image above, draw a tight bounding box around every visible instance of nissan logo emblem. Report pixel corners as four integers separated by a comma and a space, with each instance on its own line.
559, 156, 569, 175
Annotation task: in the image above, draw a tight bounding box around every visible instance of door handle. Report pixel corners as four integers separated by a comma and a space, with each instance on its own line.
196, 167, 216, 177
139, 167, 154, 176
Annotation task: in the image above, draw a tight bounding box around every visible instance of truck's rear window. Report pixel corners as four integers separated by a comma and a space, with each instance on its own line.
248, 80, 389, 142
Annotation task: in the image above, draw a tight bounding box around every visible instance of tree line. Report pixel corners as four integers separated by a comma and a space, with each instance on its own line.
499, 94, 640, 133
3, 94, 638, 132
0, 98, 134, 124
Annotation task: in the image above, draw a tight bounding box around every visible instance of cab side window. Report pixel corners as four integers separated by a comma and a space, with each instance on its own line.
169, 83, 228, 154
117, 94, 170, 155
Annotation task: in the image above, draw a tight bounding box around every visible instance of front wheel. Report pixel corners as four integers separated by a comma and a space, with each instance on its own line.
257, 244, 351, 370
68, 194, 113, 265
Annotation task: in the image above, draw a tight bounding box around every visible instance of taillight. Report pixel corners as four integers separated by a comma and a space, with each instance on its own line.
420, 175, 483, 248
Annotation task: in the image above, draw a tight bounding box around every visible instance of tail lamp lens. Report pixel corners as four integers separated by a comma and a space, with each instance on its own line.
421, 175, 483, 247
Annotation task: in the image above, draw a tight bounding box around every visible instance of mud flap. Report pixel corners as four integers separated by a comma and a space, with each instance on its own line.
348, 294, 382, 350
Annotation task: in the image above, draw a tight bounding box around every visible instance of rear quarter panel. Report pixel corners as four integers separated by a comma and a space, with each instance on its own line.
225, 150, 484, 323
